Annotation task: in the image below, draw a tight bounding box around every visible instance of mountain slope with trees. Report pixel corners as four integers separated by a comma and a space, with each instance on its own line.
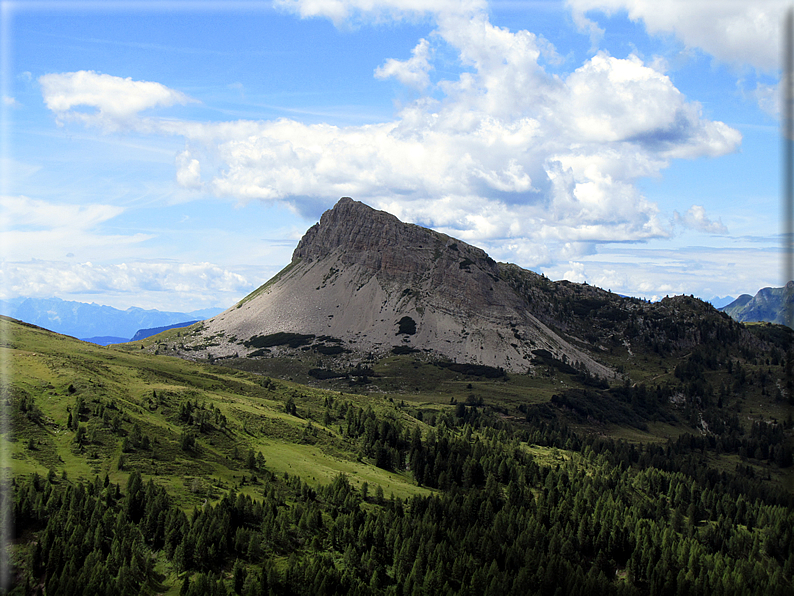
3, 309, 793, 594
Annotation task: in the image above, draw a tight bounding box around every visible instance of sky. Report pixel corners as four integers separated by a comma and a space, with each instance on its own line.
0, 0, 787, 312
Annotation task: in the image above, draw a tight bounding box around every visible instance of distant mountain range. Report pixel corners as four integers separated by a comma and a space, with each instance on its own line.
707, 296, 736, 309
719, 281, 794, 326
0, 297, 223, 344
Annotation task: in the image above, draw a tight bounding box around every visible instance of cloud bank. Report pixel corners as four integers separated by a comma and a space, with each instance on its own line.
37, 1, 743, 274
0, 195, 150, 262
1, 194, 265, 309
0, 260, 251, 311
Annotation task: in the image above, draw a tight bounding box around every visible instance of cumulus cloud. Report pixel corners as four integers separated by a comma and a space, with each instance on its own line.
39, 4, 742, 267
674, 205, 728, 234
567, 0, 784, 72
561, 53, 741, 156
563, 261, 587, 283
39, 70, 194, 132
567, 0, 785, 116
375, 38, 433, 89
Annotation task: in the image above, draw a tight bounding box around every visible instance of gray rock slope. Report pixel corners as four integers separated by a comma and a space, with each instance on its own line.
184, 198, 612, 377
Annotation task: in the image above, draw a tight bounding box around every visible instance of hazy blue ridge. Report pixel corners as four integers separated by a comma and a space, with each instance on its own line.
80, 336, 130, 346
719, 282, 794, 325
130, 320, 200, 342
2, 296, 224, 339
706, 295, 736, 309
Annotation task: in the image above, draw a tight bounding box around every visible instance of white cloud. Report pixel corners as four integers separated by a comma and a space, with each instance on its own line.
0, 158, 41, 180
2, 229, 151, 263
0, 260, 251, 310
175, 149, 202, 189
561, 52, 740, 156
570, 4, 605, 51
567, 0, 785, 72
544, 245, 780, 302
39, 70, 194, 132
563, 261, 587, 283
0, 195, 150, 262
2, 96, 20, 107
566, 1, 786, 116
674, 205, 728, 234
274, 0, 486, 24
375, 38, 433, 89
752, 81, 780, 117
39, 6, 741, 268
0, 195, 124, 231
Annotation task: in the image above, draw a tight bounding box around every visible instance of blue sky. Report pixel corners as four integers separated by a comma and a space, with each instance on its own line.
0, 0, 786, 311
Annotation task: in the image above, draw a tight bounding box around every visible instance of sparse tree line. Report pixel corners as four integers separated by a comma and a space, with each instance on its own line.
7, 319, 793, 595
9, 388, 794, 596
9, 416, 793, 596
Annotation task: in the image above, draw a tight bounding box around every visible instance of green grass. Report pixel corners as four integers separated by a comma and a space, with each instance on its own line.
603, 421, 685, 443
256, 439, 433, 501
2, 317, 432, 506
5, 314, 792, 498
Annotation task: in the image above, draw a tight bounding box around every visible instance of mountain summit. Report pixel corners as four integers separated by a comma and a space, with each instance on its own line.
172, 198, 740, 377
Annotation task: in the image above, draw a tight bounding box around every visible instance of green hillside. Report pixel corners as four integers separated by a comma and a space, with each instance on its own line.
3, 315, 793, 595
3, 317, 430, 502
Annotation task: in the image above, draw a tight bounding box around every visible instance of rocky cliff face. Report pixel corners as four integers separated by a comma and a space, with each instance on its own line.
177, 197, 614, 376
293, 197, 497, 285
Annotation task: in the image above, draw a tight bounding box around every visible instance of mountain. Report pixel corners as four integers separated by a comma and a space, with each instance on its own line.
82, 320, 202, 346
0, 296, 223, 340
720, 282, 794, 326
170, 198, 750, 380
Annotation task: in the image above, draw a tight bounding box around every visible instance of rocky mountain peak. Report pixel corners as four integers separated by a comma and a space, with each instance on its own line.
293, 197, 403, 262
183, 198, 617, 376
292, 197, 493, 280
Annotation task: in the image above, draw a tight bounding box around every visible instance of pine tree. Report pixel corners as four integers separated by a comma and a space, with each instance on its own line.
180, 574, 190, 596
233, 559, 247, 594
